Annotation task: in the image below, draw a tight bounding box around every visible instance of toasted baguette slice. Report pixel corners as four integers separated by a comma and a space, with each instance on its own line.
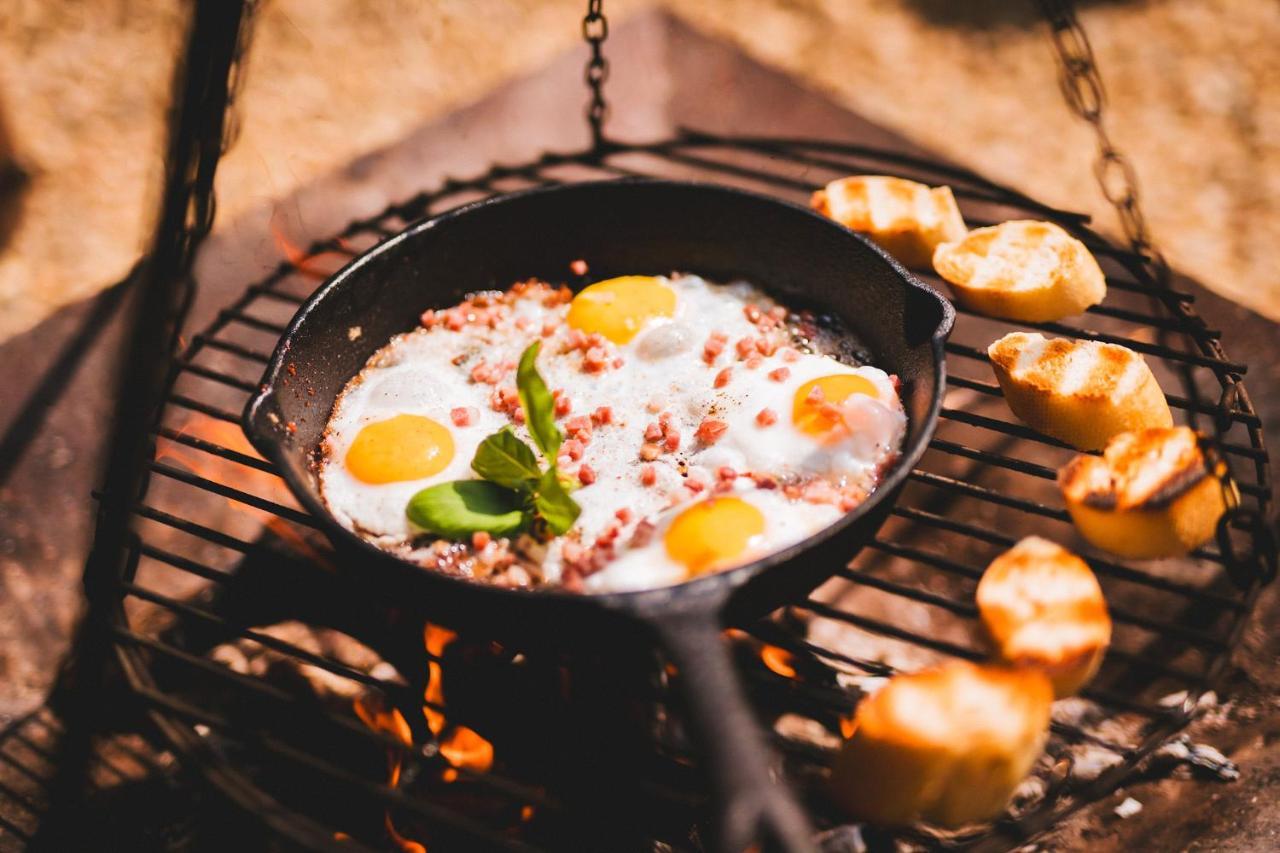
988, 331, 1172, 450
829, 661, 1052, 828
933, 220, 1106, 322
1059, 427, 1230, 559
811, 175, 966, 268
976, 536, 1110, 697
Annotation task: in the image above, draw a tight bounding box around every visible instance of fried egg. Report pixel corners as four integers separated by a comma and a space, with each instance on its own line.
319, 274, 906, 591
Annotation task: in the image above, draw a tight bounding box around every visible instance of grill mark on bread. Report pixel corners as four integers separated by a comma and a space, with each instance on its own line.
992, 333, 1152, 402
1060, 427, 1212, 511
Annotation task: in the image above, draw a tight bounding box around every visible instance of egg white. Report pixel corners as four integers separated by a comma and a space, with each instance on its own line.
319, 274, 906, 590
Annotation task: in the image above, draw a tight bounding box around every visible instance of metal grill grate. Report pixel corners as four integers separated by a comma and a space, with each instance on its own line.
106, 132, 1272, 852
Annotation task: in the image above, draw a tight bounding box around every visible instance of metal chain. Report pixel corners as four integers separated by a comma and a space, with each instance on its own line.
582, 0, 610, 149
1036, 0, 1169, 287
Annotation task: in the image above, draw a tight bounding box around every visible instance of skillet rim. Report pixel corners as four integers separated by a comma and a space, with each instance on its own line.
242, 177, 954, 615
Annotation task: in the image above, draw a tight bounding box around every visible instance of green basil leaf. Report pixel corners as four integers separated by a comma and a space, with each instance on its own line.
406, 480, 529, 539
471, 427, 541, 489
533, 466, 581, 536
516, 341, 562, 459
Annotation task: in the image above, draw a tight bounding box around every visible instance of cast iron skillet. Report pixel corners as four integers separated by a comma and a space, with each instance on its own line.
244, 179, 953, 852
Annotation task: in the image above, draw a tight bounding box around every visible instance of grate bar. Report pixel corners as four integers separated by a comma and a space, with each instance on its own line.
192, 334, 271, 363
889, 505, 1245, 608
155, 425, 273, 473
148, 460, 316, 527
178, 361, 259, 393
168, 393, 240, 424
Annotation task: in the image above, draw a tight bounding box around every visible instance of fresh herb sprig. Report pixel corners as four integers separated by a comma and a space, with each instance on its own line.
406, 342, 582, 540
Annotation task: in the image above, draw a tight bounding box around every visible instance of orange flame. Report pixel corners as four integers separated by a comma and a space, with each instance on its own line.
840, 716, 857, 740
155, 415, 335, 569
760, 645, 797, 680
271, 219, 352, 280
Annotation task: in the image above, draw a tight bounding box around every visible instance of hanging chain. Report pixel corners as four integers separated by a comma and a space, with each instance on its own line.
1039, 0, 1275, 588
1035, 0, 1169, 287
582, 0, 610, 149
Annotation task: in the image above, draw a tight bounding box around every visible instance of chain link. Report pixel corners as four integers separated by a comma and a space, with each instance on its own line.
1039, 0, 1274, 587
1036, 0, 1168, 285
582, 0, 609, 148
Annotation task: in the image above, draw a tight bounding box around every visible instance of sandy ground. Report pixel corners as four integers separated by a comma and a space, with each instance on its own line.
0, 0, 1277, 344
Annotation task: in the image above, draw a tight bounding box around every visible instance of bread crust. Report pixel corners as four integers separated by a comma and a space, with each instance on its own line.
811, 175, 966, 269
1059, 427, 1229, 559
976, 536, 1111, 697
829, 661, 1052, 827
933, 220, 1106, 322
988, 331, 1172, 450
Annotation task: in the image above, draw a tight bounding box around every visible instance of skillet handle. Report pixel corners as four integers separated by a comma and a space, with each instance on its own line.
652, 609, 817, 853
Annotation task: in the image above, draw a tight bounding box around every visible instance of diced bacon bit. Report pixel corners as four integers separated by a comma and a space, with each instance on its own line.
889, 373, 902, 393
515, 316, 531, 331
285, 421, 298, 434
664, 430, 681, 452
714, 367, 733, 388
512, 407, 526, 425
445, 311, 466, 331
565, 416, 593, 441
805, 384, 825, 404
451, 406, 478, 427
756, 337, 778, 357
802, 480, 841, 505
554, 392, 572, 417
736, 354, 758, 370
743, 304, 762, 323
839, 494, 861, 512
640, 465, 657, 486
658, 411, 674, 429
451, 353, 467, 366
472, 531, 491, 550
757, 314, 778, 331
630, 518, 656, 545
768, 367, 791, 382
756, 408, 778, 426
645, 400, 662, 414
702, 331, 729, 365
818, 402, 842, 421
470, 360, 496, 384
591, 406, 613, 426
541, 320, 558, 338
543, 286, 573, 307
586, 332, 607, 349
565, 328, 587, 351
735, 337, 756, 359
685, 476, 706, 494
781, 347, 800, 363
562, 439, 585, 461
696, 418, 728, 444
783, 484, 804, 500
562, 540, 585, 565
753, 473, 779, 490
583, 347, 608, 373
570, 258, 589, 276
640, 443, 662, 461
419, 309, 438, 328
577, 463, 597, 485
595, 520, 621, 548
612, 357, 624, 369
644, 422, 663, 442
769, 306, 787, 321
717, 466, 738, 482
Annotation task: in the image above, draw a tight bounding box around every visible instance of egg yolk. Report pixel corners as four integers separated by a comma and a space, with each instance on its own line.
345, 414, 454, 484
566, 276, 677, 344
792, 374, 879, 440
663, 497, 766, 576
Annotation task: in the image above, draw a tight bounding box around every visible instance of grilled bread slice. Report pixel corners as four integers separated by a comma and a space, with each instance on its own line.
933, 220, 1106, 322
988, 332, 1172, 450
810, 175, 966, 268
1059, 427, 1231, 559
829, 661, 1052, 827
976, 536, 1110, 697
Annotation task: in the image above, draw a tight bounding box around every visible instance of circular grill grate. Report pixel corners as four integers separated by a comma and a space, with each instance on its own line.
109, 133, 1272, 852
